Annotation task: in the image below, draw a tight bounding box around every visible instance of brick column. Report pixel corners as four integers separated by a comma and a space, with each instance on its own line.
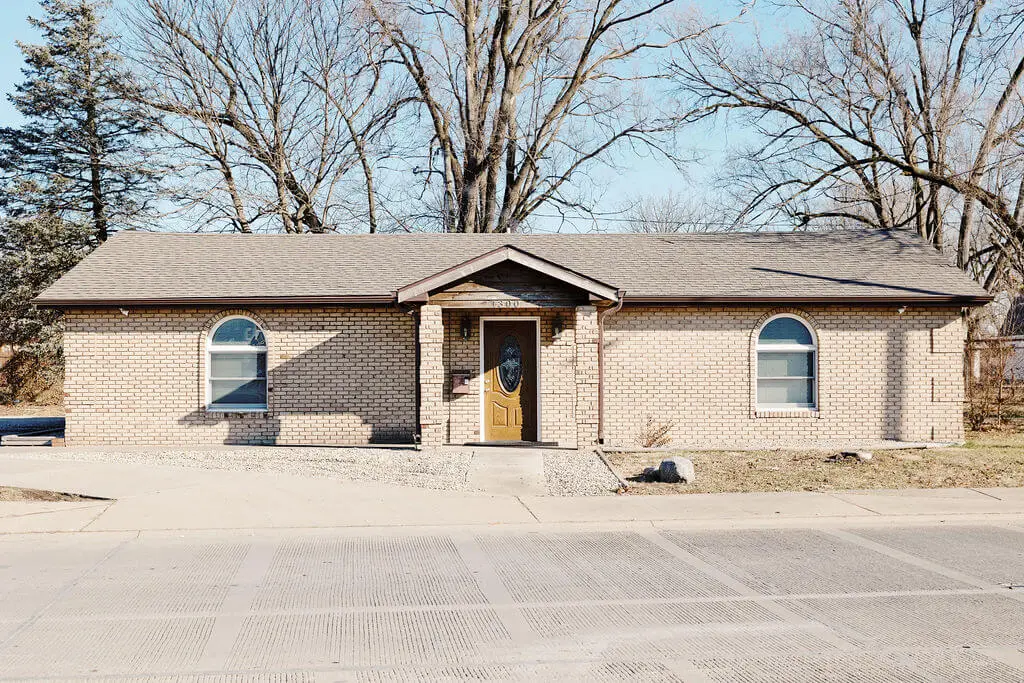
418, 304, 445, 447
574, 305, 599, 448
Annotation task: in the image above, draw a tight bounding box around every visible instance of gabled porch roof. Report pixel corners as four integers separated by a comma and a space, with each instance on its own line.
395, 245, 621, 304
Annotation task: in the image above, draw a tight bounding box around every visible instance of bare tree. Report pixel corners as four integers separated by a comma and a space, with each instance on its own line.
623, 190, 736, 232
0, 0, 157, 243
671, 0, 1024, 287
127, 0, 410, 233
368, 0, 747, 233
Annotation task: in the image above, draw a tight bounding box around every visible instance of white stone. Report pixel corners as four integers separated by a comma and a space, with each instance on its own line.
840, 450, 873, 462
658, 457, 696, 484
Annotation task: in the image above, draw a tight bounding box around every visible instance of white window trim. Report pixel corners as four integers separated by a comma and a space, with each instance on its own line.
756, 313, 818, 412
478, 316, 542, 443
206, 316, 268, 412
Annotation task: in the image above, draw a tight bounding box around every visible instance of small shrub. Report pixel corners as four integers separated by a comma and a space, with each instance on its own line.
0, 341, 64, 405
967, 338, 1014, 430
637, 415, 674, 448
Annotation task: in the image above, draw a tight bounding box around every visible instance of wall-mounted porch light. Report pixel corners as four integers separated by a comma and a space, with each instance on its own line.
460, 316, 472, 340
552, 314, 564, 337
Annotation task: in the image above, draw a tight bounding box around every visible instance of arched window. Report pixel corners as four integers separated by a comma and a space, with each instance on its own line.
756, 314, 817, 410
207, 316, 268, 411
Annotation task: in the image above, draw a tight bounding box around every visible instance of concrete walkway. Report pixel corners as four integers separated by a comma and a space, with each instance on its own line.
4, 453, 1024, 533
464, 446, 547, 496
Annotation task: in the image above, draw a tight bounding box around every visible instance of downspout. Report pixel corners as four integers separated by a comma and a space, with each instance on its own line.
597, 290, 625, 445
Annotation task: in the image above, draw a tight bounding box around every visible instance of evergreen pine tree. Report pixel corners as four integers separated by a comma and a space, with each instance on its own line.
0, 0, 154, 402
0, 200, 90, 402
0, 0, 156, 242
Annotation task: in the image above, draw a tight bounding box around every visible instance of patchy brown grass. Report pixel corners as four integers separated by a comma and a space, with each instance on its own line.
0, 403, 63, 417
0, 486, 102, 502
608, 430, 1024, 495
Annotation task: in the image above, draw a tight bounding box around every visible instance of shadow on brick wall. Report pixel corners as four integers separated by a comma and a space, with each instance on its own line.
178, 329, 417, 446
885, 322, 909, 441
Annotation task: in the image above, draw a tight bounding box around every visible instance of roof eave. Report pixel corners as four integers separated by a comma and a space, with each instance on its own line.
33, 294, 396, 308
35, 293, 993, 308
622, 294, 993, 306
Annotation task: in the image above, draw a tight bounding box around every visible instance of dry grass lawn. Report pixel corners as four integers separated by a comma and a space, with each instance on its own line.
0, 486, 100, 502
0, 404, 64, 417
608, 429, 1024, 495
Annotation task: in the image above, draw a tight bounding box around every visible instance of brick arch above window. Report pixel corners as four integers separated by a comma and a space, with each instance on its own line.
748, 308, 823, 419
748, 308, 821, 349
199, 309, 272, 336
197, 310, 272, 412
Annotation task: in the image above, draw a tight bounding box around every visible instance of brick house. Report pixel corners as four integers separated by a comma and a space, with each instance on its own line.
36, 230, 989, 448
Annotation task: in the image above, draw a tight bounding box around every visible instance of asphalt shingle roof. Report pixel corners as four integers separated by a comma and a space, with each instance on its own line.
35, 229, 991, 306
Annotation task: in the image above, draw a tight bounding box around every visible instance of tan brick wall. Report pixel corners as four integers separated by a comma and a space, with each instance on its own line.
441, 309, 578, 447
574, 306, 599, 447
64, 302, 967, 449
602, 305, 966, 448
63, 307, 417, 446
418, 305, 445, 447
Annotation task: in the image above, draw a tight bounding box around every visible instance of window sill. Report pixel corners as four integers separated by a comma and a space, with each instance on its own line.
755, 408, 820, 419
205, 406, 269, 415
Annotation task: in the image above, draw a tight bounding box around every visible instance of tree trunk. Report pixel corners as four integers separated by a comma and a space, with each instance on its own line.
84, 63, 107, 243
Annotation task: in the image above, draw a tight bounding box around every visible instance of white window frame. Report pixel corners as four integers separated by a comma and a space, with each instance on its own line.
478, 316, 542, 443
756, 313, 818, 411
206, 316, 268, 412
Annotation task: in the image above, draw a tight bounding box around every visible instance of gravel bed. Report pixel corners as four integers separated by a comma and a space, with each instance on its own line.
13, 446, 473, 492
542, 449, 619, 496
12, 445, 623, 495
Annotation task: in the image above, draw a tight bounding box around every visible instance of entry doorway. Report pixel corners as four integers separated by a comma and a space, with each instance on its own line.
480, 318, 539, 442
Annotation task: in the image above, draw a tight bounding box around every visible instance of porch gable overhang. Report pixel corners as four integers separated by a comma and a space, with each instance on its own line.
395, 245, 621, 304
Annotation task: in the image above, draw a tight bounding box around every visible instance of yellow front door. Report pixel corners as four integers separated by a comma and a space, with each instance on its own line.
483, 320, 537, 441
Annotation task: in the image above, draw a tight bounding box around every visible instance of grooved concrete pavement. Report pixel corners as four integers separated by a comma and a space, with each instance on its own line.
2, 523, 1024, 680
4, 454, 1024, 680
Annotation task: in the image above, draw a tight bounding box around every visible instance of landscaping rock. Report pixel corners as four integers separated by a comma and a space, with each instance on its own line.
840, 450, 874, 462
658, 457, 696, 484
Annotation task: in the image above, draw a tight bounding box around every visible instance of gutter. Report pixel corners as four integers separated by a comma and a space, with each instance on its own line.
35, 292, 992, 309
620, 294, 993, 306
33, 294, 396, 308
597, 289, 625, 445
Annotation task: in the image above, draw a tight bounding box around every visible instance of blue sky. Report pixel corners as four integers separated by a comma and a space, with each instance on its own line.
0, 0, 42, 125
0, 0, 757, 232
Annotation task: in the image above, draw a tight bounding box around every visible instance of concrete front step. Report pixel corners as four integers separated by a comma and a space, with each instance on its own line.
1, 435, 57, 446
